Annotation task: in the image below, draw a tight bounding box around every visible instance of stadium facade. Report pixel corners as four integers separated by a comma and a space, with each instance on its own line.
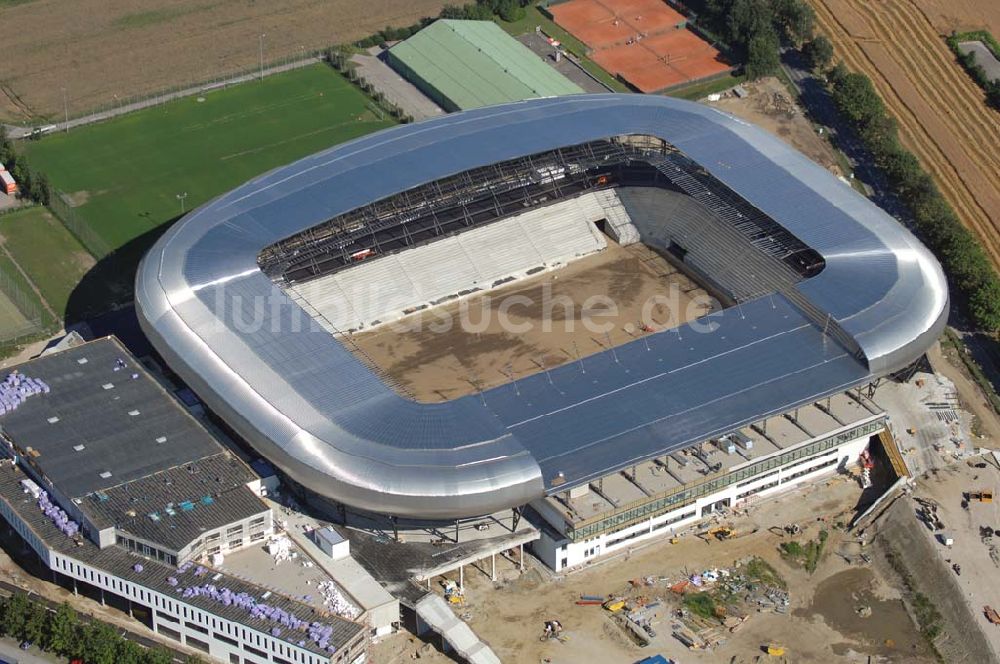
135, 95, 948, 536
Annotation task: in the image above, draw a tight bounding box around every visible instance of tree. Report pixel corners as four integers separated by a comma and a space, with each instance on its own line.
745, 29, 781, 79
727, 0, 773, 47
859, 114, 897, 156
10, 156, 33, 200
33, 171, 52, 206
3, 593, 31, 639
968, 278, 1000, 333
45, 603, 78, 656
802, 35, 834, 72
22, 602, 47, 645
143, 647, 176, 664
80, 622, 119, 664
772, 0, 815, 44
498, 0, 525, 22
114, 638, 146, 664
832, 72, 884, 126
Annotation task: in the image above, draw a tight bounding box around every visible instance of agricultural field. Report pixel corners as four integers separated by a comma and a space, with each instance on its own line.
810, 0, 1000, 270
0, 0, 450, 122
22, 64, 395, 305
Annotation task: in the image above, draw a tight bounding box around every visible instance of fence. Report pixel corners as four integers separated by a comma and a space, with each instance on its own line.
48, 192, 112, 259
0, 266, 45, 345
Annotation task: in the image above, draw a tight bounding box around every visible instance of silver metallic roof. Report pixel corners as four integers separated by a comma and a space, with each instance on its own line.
135, 94, 947, 519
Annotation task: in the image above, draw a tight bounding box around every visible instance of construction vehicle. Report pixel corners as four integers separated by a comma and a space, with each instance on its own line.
971, 489, 994, 503
696, 525, 735, 542
442, 579, 464, 605
540, 619, 568, 642
767, 644, 787, 656
603, 598, 626, 612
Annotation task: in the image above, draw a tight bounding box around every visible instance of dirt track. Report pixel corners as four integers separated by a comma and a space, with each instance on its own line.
810, 0, 1000, 270
0, 0, 449, 121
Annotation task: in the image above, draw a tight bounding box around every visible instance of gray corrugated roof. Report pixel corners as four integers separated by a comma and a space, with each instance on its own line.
84, 453, 267, 552
135, 95, 948, 519
0, 337, 222, 498
0, 465, 363, 657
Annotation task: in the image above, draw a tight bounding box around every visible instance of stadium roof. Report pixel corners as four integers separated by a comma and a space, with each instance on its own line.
135, 95, 948, 520
386, 19, 583, 110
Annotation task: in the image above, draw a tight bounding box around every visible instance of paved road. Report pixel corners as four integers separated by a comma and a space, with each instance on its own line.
0, 636, 60, 664
3, 57, 322, 139
350, 51, 444, 121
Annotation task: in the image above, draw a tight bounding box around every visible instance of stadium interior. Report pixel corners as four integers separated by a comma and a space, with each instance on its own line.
257, 134, 832, 400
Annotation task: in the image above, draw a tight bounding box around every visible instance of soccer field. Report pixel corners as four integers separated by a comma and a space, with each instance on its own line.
26, 64, 396, 256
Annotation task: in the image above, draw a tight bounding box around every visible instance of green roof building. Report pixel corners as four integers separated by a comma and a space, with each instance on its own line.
385, 19, 583, 111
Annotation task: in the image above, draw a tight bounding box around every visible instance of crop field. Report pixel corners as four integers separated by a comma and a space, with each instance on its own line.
0, 0, 450, 121
810, 0, 1000, 269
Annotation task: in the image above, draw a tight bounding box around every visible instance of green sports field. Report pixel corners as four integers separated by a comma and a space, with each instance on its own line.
0, 206, 110, 322
26, 64, 396, 256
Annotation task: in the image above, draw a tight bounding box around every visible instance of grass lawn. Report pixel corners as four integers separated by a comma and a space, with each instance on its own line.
0, 206, 111, 322
666, 73, 746, 101
498, 6, 631, 93
26, 64, 396, 257
0, 246, 50, 331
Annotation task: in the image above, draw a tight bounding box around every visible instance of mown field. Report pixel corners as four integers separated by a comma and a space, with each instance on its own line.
26, 64, 395, 254
17, 64, 394, 319
0, 0, 450, 121
0, 206, 102, 322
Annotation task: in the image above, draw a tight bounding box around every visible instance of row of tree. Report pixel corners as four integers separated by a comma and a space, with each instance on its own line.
0, 592, 203, 664
326, 49, 416, 122
687, 0, 816, 79
0, 127, 52, 206
824, 62, 1000, 330
354, 0, 529, 49
946, 32, 1000, 111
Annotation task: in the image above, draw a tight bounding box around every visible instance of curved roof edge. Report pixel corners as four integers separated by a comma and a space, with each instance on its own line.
135, 94, 947, 519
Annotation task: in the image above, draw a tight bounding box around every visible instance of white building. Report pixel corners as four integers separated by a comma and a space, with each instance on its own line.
530, 392, 886, 571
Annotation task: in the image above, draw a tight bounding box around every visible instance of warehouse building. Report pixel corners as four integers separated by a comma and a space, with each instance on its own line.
0, 338, 369, 664
385, 19, 583, 110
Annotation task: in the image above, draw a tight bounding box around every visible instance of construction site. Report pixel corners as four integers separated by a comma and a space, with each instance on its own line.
347, 239, 713, 402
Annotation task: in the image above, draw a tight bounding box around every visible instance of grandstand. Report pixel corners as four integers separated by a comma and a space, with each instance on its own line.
137, 95, 947, 521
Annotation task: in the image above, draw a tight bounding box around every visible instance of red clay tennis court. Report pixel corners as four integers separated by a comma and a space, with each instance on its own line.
550, 0, 731, 92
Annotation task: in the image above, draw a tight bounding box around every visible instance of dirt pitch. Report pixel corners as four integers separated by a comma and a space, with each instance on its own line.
810, 0, 1000, 271
0, 0, 450, 121
345, 241, 714, 402
550, 0, 730, 92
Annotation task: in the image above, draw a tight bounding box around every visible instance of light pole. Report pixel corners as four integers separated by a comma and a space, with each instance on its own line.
176, 192, 188, 215
62, 87, 68, 132
259, 33, 267, 81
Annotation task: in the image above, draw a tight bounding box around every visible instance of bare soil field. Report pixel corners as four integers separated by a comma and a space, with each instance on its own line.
445, 477, 934, 663
810, 0, 1000, 270
0, 0, 449, 121
346, 241, 714, 402
709, 76, 845, 176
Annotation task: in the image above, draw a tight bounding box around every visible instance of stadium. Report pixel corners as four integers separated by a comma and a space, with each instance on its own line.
135, 94, 947, 556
